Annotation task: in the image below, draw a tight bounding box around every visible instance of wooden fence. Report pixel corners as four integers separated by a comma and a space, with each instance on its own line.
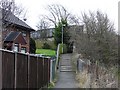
1, 50, 50, 89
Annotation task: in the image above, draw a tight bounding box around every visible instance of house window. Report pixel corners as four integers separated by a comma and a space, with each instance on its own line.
22, 31, 27, 37
21, 47, 26, 53
50, 29, 53, 37
13, 43, 19, 52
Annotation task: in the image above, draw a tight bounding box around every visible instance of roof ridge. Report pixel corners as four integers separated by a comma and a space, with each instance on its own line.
3, 31, 13, 42
1, 8, 35, 31
13, 32, 21, 41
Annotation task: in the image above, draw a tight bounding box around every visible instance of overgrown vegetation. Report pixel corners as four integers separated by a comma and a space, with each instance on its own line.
42, 42, 51, 49
70, 11, 118, 88
70, 10, 118, 68
48, 82, 55, 88
35, 39, 56, 50
59, 44, 67, 54
76, 70, 88, 88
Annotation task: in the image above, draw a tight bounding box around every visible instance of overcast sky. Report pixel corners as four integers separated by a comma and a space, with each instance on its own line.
15, 0, 119, 32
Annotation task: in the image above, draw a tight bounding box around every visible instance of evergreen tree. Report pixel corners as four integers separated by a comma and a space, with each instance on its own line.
30, 38, 36, 54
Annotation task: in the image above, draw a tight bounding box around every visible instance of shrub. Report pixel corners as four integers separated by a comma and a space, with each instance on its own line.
35, 39, 56, 50
42, 42, 51, 49
59, 44, 67, 54
30, 38, 36, 54
35, 40, 43, 49
63, 44, 67, 53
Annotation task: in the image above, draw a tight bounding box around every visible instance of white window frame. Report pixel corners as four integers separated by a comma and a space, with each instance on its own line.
13, 43, 19, 52
21, 47, 26, 53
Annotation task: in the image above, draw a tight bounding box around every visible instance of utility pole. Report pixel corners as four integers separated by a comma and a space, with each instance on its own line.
62, 25, 63, 53
62, 24, 65, 53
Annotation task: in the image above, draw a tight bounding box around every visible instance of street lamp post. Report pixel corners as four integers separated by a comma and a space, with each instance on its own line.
62, 24, 65, 53
62, 25, 63, 53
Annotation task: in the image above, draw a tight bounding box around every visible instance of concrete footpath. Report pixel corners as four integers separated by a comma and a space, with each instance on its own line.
53, 54, 78, 88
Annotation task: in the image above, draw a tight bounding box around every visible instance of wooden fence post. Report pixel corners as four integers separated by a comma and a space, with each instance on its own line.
0, 50, 2, 89
0, 8, 2, 90
42, 57, 44, 87
27, 54, 30, 88
50, 59, 52, 82
37, 56, 38, 88
14, 52, 17, 88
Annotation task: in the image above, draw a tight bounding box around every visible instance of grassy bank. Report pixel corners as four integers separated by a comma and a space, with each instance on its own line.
36, 49, 56, 57
35, 39, 56, 50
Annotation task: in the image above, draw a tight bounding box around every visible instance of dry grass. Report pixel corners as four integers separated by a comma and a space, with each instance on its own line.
71, 53, 79, 72
76, 70, 88, 88
71, 53, 118, 88
71, 53, 88, 88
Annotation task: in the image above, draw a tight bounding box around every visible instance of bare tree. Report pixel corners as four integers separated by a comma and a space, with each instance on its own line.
36, 17, 50, 40
44, 4, 70, 26
70, 10, 118, 66
42, 4, 81, 52
70, 11, 118, 88
0, 0, 27, 22
37, 17, 50, 30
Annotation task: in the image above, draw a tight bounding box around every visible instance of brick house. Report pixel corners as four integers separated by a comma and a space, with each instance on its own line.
1, 9, 34, 53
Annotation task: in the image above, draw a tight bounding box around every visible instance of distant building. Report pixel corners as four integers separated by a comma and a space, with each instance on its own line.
31, 25, 85, 39
31, 28, 54, 39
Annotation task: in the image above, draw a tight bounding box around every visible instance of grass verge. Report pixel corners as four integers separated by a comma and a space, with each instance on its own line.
36, 49, 56, 57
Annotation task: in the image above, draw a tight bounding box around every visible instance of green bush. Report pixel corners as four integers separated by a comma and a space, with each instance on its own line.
35, 39, 56, 50
59, 44, 67, 54
30, 38, 36, 54
63, 44, 67, 53
42, 42, 51, 49
35, 40, 43, 49
47, 39, 56, 50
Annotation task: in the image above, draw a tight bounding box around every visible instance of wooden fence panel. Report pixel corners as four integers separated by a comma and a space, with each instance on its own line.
43, 58, 50, 86
16, 53, 28, 88
43, 58, 46, 86
0, 50, 2, 89
2, 51, 15, 88
1, 50, 51, 89
48, 59, 50, 83
37, 57, 43, 88
28, 56, 37, 88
